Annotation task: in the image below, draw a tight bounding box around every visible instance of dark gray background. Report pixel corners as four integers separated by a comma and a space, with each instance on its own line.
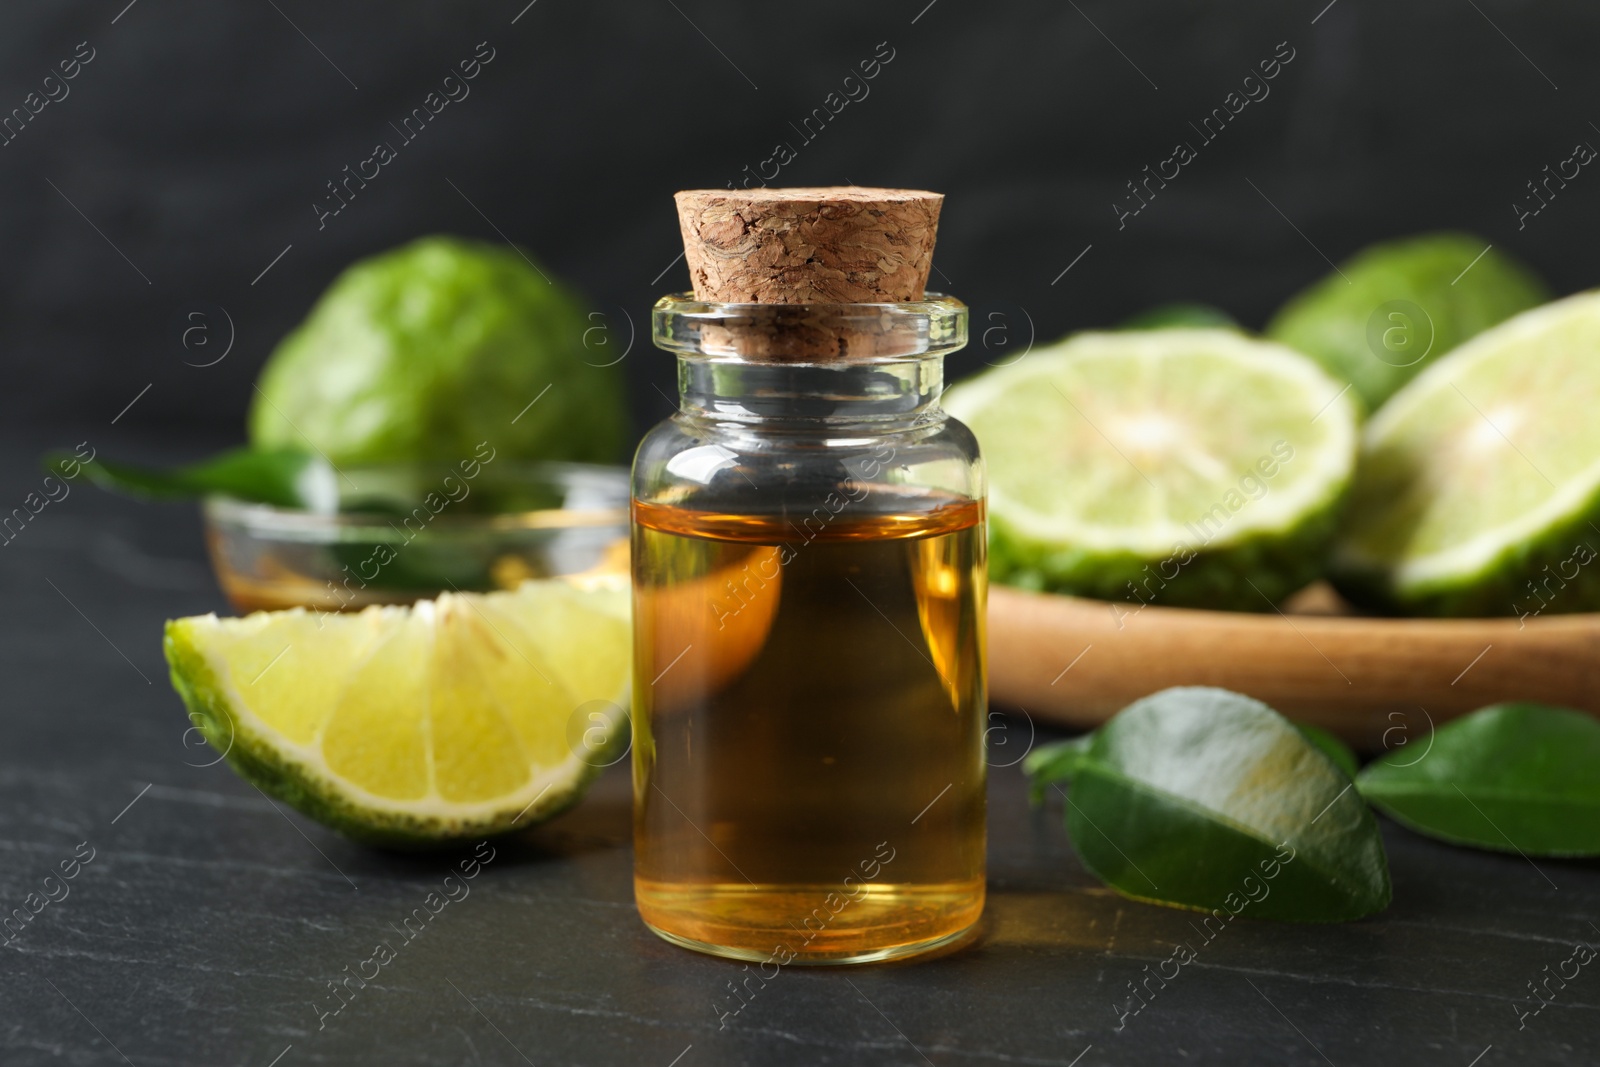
1, 0, 1596, 452
3, 4, 1600, 1066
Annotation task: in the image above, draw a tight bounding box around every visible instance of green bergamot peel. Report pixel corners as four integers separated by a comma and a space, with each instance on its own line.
250, 236, 629, 466
944, 329, 1359, 610
1266, 232, 1548, 412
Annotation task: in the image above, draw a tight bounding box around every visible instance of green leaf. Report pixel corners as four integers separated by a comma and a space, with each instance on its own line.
1117, 302, 1239, 332
52, 447, 332, 510
1024, 735, 1093, 805
1357, 702, 1600, 857
1065, 687, 1391, 922
1296, 723, 1359, 779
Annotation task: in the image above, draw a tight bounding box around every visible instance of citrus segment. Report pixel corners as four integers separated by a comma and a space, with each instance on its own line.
164, 578, 630, 844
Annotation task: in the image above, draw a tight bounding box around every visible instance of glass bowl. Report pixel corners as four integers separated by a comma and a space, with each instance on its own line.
202, 462, 630, 614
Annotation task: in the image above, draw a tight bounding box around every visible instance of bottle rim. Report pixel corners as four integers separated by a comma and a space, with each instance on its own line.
651, 292, 968, 363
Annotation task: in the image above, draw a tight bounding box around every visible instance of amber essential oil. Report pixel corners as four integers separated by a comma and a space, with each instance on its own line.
631, 493, 986, 963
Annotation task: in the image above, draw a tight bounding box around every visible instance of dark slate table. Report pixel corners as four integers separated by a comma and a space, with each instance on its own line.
3, 426, 1597, 1067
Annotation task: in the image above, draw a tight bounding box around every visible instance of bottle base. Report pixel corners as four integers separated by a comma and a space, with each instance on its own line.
635, 879, 984, 966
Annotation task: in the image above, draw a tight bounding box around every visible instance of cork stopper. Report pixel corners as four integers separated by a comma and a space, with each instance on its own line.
674, 187, 942, 304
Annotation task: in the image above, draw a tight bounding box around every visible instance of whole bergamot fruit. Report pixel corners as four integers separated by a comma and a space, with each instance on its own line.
1265, 233, 1548, 412
250, 236, 627, 465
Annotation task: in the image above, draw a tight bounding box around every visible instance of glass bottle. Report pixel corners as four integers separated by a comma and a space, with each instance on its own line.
630, 294, 987, 964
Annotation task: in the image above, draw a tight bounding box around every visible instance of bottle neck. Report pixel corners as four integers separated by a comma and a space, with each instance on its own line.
675, 355, 946, 425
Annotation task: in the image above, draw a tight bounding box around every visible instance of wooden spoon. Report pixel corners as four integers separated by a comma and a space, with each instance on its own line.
988, 584, 1600, 746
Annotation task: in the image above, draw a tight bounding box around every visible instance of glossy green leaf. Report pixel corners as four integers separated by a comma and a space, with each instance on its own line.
1296, 723, 1359, 779
1024, 735, 1093, 805
53, 447, 330, 510
1065, 687, 1391, 922
1357, 702, 1600, 857
1117, 302, 1239, 332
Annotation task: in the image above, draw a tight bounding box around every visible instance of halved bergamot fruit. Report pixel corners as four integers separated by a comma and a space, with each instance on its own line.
165, 577, 630, 846
1331, 291, 1600, 616
944, 329, 1359, 610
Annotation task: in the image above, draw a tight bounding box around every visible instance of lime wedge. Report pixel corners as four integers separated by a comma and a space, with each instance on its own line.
164, 578, 630, 845
1332, 291, 1600, 616
944, 329, 1358, 610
